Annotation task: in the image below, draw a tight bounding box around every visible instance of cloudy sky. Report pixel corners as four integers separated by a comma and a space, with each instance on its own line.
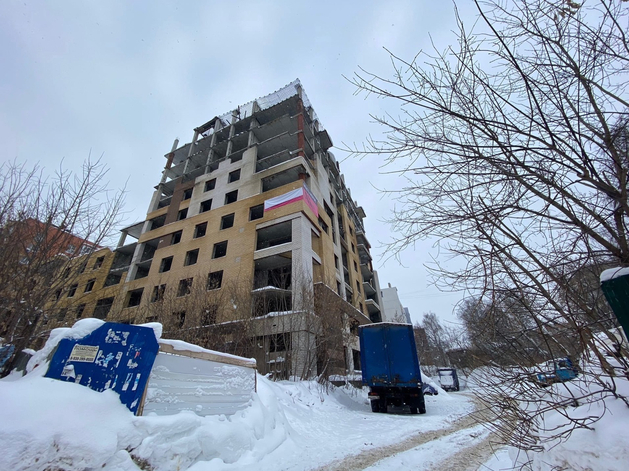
0, 1, 479, 326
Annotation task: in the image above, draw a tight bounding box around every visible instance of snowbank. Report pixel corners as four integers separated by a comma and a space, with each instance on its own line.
0, 370, 473, 470
0, 319, 476, 470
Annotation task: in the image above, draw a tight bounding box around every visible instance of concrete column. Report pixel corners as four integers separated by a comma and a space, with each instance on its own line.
226, 110, 237, 157
160, 138, 179, 184
182, 131, 199, 176
125, 242, 144, 282
291, 215, 314, 312
204, 127, 218, 174
117, 231, 127, 249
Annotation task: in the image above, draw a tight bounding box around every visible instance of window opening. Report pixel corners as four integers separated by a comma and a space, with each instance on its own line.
171, 230, 182, 245
221, 213, 235, 230
184, 248, 199, 266
159, 256, 173, 273
212, 241, 228, 258
200, 199, 212, 213
93, 256, 105, 270
228, 169, 241, 183
204, 179, 216, 192
94, 297, 115, 319
151, 284, 166, 302
207, 270, 223, 290
84, 279, 96, 293
127, 288, 144, 307
224, 190, 238, 204
194, 222, 207, 238
177, 278, 193, 297
249, 204, 264, 221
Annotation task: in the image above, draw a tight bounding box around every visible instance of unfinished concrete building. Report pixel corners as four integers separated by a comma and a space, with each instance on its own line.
46, 80, 382, 378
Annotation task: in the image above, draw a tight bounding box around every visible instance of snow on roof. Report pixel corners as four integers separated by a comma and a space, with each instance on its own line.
600, 266, 629, 282
204, 79, 320, 137
158, 338, 256, 367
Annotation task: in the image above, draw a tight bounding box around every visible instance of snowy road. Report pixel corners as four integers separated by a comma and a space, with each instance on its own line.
227, 381, 502, 471
311, 393, 500, 471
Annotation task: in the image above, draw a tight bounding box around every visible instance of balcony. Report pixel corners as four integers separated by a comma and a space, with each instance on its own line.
365, 298, 382, 323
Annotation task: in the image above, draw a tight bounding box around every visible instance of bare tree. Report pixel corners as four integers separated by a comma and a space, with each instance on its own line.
349, 0, 629, 450
0, 159, 125, 375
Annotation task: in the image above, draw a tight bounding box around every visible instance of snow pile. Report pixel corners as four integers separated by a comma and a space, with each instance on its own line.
1, 319, 477, 470
512, 365, 629, 470
0, 371, 291, 471
470, 337, 629, 471
0, 374, 140, 470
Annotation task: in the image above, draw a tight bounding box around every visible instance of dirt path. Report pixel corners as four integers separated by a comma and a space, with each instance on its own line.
313, 394, 501, 471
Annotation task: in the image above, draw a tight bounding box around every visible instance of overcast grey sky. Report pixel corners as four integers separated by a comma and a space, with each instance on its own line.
0, 0, 477, 326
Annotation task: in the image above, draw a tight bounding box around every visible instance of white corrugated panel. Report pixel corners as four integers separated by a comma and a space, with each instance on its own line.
142, 352, 256, 416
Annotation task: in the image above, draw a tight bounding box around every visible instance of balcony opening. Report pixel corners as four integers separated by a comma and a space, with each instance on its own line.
149, 215, 166, 231
256, 220, 292, 250
261, 166, 305, 193
253, 253, 292, 290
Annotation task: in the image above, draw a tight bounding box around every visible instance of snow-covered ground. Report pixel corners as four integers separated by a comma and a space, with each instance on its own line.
0, 365, 478, 470
2, 320, 628, 470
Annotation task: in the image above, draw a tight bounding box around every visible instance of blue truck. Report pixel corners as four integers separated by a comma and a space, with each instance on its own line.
359, 323, 426, 414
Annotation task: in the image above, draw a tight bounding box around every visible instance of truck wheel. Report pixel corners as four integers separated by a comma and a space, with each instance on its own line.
410, 407, 418, 414
419, 402, 426, 414
371, 401, 380, 413
379, 398, 387, 413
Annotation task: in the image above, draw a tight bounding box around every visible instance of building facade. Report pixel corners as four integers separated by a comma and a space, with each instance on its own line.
45, 81, 382, 378
380, 284, 410, 324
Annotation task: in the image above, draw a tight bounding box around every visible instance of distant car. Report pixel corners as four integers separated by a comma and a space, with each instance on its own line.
437, 368, 460, 392
422, 383, 438, 396
535, 357, 579, 387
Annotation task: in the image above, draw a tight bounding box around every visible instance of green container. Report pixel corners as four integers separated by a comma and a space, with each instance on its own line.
601, 270, 629, 340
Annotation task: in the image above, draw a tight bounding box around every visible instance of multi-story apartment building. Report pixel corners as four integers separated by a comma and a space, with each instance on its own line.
45, 80, 382, 378
380, 284, 410, 323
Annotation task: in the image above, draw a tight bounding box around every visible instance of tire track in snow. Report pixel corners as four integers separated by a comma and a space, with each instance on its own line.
313, 394, 499, 471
